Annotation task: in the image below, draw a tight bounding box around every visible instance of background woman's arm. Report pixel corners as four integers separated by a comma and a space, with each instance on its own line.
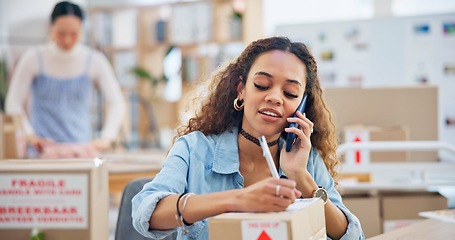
6, 49, 39, 139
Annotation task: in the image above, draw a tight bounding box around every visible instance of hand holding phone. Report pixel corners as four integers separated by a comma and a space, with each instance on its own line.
285, 94, 308, 152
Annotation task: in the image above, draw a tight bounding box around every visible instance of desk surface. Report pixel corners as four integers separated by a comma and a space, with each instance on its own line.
101, 149, 167, 196
102, 149, 167, 173
340, 181, 455, 192
369, 219, 455, 240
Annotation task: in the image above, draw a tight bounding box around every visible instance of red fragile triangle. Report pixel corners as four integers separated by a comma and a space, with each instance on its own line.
257, 230, 272, 240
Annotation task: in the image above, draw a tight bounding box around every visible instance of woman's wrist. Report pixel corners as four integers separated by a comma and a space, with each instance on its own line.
292, 171, 318, 198
223, 189, 243, 212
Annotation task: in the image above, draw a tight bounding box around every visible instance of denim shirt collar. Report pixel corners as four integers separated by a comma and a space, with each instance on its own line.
212, 128, 241, 175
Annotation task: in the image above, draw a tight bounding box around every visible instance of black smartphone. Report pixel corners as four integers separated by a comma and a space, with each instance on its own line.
285, 94, 308, 152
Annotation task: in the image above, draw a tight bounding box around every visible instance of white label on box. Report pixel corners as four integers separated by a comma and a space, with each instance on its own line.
241, 220, 288, 240
345, 129, 370, 165
0, 173, 88, 229
286, 198, 319, 212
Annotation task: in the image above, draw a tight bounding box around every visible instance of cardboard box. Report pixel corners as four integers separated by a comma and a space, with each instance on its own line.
343, 196, 381, 238
209, 198, 326, 240
382, 193, 447, 232
0, 159, 109, 240
1, 114, 26, 159
343, 125, 409, 164
324, 86, 438, 162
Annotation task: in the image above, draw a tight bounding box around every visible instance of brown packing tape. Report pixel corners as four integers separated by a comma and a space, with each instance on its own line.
339, 173, 371, 182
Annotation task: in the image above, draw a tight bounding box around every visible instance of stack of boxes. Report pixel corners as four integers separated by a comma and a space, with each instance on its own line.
325, 87, 447, 238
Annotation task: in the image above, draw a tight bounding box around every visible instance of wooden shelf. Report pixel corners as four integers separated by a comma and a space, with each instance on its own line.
87, 0, 264, 146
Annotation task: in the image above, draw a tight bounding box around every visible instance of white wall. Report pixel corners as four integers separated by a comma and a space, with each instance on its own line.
263, 0, 455, 37
6, 0, 67, 44
2, 0, 86, 64
0, 1, 7, 51
392, 0, 455, 16
263, 0, 375, 36
86, 0, 184, 7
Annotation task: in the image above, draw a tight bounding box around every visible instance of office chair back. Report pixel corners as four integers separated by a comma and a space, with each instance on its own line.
115, 177, 177, 240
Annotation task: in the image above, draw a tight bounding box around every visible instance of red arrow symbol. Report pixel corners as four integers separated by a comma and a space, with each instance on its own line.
257, 230, 272, 240
354, 136, 361, 164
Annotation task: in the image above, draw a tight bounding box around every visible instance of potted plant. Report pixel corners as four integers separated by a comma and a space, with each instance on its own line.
129, 65, 167, 148
0, 56, 8, 111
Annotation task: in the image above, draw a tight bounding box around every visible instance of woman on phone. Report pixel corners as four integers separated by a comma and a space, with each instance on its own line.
132, 37, 364, 240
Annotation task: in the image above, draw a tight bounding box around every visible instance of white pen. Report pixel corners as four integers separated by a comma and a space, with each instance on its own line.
259, 135, 280, 179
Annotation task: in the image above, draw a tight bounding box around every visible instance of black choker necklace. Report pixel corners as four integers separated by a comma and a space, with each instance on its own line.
239, 128, 280, 147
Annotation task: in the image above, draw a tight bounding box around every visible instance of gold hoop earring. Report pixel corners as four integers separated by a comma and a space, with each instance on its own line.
233, 98, 244, 111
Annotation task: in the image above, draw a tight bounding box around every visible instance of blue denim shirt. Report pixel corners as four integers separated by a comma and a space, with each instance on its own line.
132, 128, 364, 240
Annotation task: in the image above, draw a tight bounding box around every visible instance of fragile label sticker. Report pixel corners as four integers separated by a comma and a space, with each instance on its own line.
345, 129, 370, 165
241, 220, 288, 240
0, 173, 88, 229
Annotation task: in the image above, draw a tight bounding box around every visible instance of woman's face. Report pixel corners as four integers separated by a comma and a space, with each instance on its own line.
238, 50, 307, 139
50, 15, 83, 51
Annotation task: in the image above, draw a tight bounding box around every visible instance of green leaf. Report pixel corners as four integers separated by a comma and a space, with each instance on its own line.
130, 65, 168, 86
0, 58, 8, 111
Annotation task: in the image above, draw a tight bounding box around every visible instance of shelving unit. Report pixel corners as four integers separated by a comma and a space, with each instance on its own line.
87, 0, 263, 148
337, 140, 455, 200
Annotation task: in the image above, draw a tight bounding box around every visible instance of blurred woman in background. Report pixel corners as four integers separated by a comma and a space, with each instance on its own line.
6, 1, 126, 158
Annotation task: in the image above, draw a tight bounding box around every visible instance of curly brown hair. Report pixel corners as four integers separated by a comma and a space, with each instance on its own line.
176, 37, 340, 178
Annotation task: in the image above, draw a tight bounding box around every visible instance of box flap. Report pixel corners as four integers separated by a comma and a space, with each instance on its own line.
211, 198, 321, 221
0, 158, 105, 171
